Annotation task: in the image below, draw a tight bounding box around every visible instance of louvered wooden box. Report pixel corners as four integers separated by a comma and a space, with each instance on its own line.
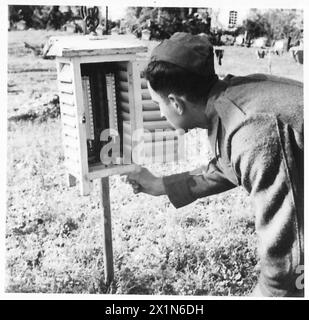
48, 35, 184, 195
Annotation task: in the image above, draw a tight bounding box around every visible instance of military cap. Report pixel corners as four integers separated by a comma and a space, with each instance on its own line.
150, 32, 216, 78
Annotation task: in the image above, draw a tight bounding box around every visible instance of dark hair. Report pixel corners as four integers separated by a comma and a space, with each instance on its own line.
144, 60, 218, 103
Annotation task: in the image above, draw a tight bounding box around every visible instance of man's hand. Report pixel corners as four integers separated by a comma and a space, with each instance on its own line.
126, 166, 166, 196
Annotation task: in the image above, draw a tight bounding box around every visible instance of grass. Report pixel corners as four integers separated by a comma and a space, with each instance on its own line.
6, 119, 257, 295
6, 30, 302, 295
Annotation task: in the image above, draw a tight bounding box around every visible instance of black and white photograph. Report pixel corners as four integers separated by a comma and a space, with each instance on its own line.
3, 0, 306, 299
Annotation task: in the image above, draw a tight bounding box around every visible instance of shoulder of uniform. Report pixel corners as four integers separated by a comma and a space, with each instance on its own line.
213, 94, 246, 134
226, 73, 302, 88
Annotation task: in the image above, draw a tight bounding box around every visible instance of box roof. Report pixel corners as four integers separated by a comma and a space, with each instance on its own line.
45, 35, 148, 58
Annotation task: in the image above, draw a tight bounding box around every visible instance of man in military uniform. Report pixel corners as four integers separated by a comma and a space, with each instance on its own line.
127, 33, 304, 297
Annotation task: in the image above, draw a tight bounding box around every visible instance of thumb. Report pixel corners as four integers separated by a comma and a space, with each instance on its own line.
127, 172, 139, 182
120, 164, 141, 178
126, 166, 142, 182
127, 165, 143, 180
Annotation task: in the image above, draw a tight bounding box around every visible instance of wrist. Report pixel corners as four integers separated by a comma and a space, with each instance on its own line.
154, 177, 166, 196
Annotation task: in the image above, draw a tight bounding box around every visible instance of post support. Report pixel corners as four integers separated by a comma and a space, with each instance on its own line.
100, 177, 114, 285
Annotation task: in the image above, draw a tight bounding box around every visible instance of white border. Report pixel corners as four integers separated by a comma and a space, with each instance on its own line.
1, 0, 308, 301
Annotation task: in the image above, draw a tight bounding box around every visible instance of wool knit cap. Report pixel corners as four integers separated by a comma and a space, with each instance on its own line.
150, 32, 216, 78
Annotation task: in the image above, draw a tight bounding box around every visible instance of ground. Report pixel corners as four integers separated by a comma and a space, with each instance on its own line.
6, 30, 303, 295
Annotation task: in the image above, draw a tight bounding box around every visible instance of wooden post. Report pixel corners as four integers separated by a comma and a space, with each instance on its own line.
100, 177, 114, 285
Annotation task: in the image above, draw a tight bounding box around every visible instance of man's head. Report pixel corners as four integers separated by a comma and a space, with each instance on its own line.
145, 32, 218, 130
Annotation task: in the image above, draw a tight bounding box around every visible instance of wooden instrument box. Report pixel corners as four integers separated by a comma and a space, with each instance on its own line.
48, 35, 184, 195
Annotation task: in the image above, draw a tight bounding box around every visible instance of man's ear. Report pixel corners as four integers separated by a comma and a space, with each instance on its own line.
168, 94, 185, 115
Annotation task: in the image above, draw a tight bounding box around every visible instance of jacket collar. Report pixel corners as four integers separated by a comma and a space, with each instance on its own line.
204, 79, 228, 129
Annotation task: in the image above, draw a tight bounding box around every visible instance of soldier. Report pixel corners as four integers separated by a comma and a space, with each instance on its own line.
127, 32, 304, 297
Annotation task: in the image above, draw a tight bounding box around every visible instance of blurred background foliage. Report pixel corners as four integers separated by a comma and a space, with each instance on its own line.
9, 6, 303, 44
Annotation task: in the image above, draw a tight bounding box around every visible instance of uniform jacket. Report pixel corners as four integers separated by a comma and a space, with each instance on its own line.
163, 74, 304, 297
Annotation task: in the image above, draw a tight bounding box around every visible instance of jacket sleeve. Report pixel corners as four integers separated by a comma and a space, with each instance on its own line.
230, 114, 302, 296
163, 157, 236, 208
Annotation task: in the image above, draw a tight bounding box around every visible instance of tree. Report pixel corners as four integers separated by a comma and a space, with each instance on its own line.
9, 5, 78, 30
243, 9, 303, 43
125, 7, 212, 40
